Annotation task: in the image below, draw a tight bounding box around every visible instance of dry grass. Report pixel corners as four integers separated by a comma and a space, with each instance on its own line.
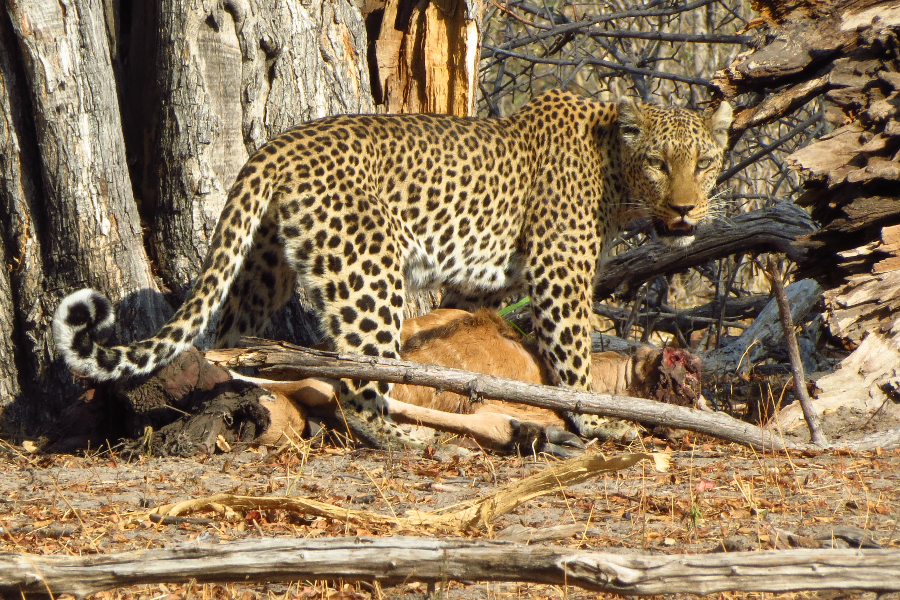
1, 433, 898, 599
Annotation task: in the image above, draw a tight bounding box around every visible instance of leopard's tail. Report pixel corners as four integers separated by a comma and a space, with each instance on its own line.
53, 161, 273, 382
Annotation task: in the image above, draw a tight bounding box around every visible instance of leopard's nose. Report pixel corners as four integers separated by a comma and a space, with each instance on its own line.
670, 204, 695, 217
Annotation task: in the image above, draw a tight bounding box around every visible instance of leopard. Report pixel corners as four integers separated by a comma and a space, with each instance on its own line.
53, 89, 732, 449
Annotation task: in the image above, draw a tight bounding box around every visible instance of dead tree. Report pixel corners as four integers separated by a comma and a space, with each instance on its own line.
712, 0, 900, 427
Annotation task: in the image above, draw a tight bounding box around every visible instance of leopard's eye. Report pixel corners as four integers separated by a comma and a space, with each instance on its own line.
696, 157, 714, 171
647, 157, 667, 172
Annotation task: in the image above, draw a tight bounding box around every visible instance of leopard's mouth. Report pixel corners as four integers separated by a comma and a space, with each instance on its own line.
653, 218, 696, 237
653, 218, 697, 247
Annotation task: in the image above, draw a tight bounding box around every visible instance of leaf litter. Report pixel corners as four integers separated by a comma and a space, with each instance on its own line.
1, 433, 898, 600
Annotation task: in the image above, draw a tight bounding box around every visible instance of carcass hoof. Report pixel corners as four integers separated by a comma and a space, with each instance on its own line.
505, 419, 583, 457
542, 425, 586, 458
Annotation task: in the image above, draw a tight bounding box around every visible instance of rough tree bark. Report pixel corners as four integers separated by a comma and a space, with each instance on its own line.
0, 0, 374, 434
0, 0, 170, 431
367, 0, 485, 115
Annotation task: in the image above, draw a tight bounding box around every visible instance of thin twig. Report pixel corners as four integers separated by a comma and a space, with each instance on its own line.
482, 45, 713, 87
718, 112, 824, 183
763, 259, 828, 446
489, 0, 723, 56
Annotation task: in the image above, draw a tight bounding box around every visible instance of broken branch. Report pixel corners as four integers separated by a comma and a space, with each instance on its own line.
764, 262, 828, 446
594, 203, 817, 298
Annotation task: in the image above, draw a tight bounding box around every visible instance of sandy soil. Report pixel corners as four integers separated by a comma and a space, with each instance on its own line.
1, 428, 898, 600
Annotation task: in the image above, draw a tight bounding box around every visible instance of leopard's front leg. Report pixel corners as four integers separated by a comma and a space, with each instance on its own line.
527, 249, 640, 443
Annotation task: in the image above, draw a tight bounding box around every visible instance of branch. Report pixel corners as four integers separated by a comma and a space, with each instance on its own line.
219, 326, 900, 452
584, 29, 749, 44
594, 203, 817, 299
3, 537, 900, 599
229, 340, 797, 451
482, 45, 712, 87
593, 294, 770, 336
701, 279, 822, 377
765, 261, 828, 446
489, 0, 723, 56
717, 111, 824, 184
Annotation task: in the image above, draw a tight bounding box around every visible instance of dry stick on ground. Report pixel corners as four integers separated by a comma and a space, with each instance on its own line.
229, 340, 798, 451
2, 537, 900, 599
148, 453, 669, 529
227, 339, 900, 452
764, 262, 829, 446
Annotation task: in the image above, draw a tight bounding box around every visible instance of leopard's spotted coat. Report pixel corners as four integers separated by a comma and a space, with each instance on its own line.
54, 90, 731, 448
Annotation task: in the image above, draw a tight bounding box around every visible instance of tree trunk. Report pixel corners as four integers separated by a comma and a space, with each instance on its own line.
0, 0, 375, 434
370, 0, 485, 115
124, 0, 374, 296
0, 0, 487, 434
1, 0, 170, 430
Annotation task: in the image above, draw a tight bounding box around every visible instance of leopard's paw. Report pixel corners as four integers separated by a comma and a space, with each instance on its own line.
565, 413, 642, 443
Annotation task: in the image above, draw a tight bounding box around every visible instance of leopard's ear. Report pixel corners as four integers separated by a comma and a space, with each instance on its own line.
617, 100, 644, 144
709, 101, 732, 147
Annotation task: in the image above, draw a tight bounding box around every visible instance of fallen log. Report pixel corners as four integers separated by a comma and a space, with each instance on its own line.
701, 279, 823, 377
1, 537, 898, 599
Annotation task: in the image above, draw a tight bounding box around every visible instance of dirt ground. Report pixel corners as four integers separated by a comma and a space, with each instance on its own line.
2, 419, 899, 600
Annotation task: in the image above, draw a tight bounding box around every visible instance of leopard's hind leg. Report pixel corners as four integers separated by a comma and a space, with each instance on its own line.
215, 212, 297, 347
282, 198, 426, 449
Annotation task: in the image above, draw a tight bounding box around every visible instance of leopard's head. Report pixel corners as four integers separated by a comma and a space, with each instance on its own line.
617, 100, 732, 247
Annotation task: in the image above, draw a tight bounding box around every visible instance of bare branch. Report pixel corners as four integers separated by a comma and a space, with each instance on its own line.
594, 203, 817, 299
483, 0, 724, 56
718, 112, 824, 184
482, 45, 713, 87
764, 260, 828, 446
584, 29, 750, 44
229, 339, 798, 450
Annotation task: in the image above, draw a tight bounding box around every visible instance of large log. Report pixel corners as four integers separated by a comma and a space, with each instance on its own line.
1, 537, 898, 598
